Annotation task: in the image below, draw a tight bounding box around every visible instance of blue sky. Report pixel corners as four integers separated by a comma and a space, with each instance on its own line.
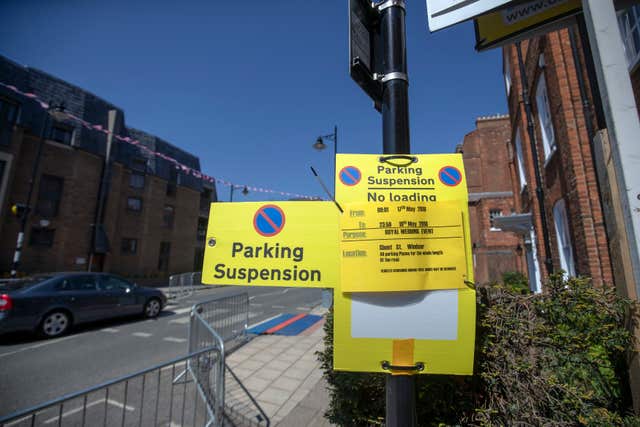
0, 0, 507, 201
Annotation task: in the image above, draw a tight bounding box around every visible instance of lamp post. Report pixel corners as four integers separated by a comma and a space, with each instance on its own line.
229, 185, 249, 202
313, 126, 338, 309
10, 103, 67, 278
313, 125, 338, 193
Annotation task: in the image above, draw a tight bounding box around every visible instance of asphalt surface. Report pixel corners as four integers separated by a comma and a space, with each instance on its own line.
0, 285, 322, 418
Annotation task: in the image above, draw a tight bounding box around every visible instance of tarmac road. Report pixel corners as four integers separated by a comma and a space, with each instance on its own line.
0, 285, 321, 417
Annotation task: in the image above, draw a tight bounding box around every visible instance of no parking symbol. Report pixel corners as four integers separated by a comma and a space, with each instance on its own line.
253, 205, 285, 237
339, 166, 362, 186
438, 166, 462, 187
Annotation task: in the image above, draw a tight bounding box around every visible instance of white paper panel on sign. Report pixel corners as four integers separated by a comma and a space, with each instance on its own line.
426, 0, 514, 31
351, 290, 458, 340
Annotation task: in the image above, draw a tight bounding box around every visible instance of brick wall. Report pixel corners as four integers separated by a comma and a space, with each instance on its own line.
0, 54, 212, 278
503, 28, 613, 287
460, 115, 522, 284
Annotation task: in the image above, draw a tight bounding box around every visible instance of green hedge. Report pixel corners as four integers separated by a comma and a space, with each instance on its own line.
318, 275, 640, 426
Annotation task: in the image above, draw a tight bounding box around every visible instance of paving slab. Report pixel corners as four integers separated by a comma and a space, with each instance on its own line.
223, 307, 332, 426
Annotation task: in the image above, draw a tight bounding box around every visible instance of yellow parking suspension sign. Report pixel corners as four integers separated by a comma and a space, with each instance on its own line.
333, 153, 476, 375
201, 202, 339, 288
336, 153, 473, 291
341, 201, 469, 292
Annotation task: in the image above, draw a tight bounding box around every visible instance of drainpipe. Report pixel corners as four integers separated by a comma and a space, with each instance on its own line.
515, 41, 554, 276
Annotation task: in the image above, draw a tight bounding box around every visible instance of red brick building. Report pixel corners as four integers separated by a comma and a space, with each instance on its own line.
500, 30, 613, 288
0, 55, 216, 278
497, 7, 640, 409
457, 115, 522, 285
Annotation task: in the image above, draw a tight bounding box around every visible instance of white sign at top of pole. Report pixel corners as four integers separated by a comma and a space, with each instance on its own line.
426, 0, 514, 32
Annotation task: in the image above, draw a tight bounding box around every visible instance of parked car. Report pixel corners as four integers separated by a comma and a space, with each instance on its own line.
0, 272, 168, 338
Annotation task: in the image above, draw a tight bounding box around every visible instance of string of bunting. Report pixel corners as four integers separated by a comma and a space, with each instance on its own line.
0, 81, 320, 200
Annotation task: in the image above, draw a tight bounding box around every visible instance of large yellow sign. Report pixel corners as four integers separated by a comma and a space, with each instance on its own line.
336, 153, 473, 290
333, 287, 477, 375
474, 0, 581, 51
333, 153, 476, 375
341, 201, 469, 292
201, 202, 339, 288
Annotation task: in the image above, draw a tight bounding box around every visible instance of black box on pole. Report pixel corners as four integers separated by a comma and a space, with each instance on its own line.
349, 0, 383, 112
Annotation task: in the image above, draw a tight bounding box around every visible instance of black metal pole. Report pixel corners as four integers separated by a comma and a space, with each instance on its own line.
381, 0, 410, 155
515, 42, 554, 275
333, 125, 338, 191
229, 185, 235, 202
379, 1, 415, 426
10, 110, 50, 277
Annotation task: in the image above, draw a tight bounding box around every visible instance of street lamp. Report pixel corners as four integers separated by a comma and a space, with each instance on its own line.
229, 185, 249, 202
313, 125, 338, 191
10, 102, 67, 277
313, 126, 338, 309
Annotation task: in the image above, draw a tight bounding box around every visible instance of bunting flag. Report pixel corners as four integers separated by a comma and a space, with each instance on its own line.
0, 81, 320, 200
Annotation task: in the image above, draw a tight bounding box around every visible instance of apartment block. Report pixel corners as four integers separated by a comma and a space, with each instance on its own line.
0, 54, 217, 278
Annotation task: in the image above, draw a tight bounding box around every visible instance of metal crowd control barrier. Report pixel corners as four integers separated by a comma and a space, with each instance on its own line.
168, 271, 203, 300
0, 292, 265, 427
0, 347, 222, 427
177, 292, 268, 426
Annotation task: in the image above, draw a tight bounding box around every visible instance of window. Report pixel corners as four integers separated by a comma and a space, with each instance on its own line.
0, 98, 19, 146
50, 124, 73, 145
30, 227, 55, 247
163, 205, 175, 228
166, 168, 177, 197
200, 188, 212, 212
127, 197, 142, 212
129, 158, 146, 189
618, 5, 640, 69
158, 241, 171, 271
121, 238, 138, 254
514, 129, 527, 190
489, 209, 503, 231
129, 172, 145, 189
197, 217, 207, 241
100, 276, 133, 292
35, 175, 64, 217
553, 199, 576, 277
131, 158, 146, 172
57, 275, 97, 292
535, 71, 556, 160
504, 51, 512, 96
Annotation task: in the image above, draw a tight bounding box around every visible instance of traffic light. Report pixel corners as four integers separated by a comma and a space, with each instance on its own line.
10, 203, 29, 219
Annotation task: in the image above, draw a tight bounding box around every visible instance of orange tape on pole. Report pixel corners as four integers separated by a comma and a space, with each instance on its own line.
391, 339, 415, 376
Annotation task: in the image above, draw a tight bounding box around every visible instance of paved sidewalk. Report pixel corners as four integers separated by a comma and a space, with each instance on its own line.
225, 307, 334, 426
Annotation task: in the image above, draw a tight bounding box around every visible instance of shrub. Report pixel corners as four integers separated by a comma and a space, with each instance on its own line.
501, 271, 530, 292
319, 276, 639, 426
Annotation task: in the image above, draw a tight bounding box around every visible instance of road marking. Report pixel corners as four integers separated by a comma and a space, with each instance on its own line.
169, 316, 190, 325
248, 288, 291, 301
296, 306, 312, 311
272, 305, 285, 309
43, 398, 134, 424
250, 303, 263, 307
171, 307, 191, 315
163, 337, 187, 343
101, 328, 119, 333
248, 313, 282, 329
132, 332, 152, 338
249, 311, 264, 318
0, 334, 77, 359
